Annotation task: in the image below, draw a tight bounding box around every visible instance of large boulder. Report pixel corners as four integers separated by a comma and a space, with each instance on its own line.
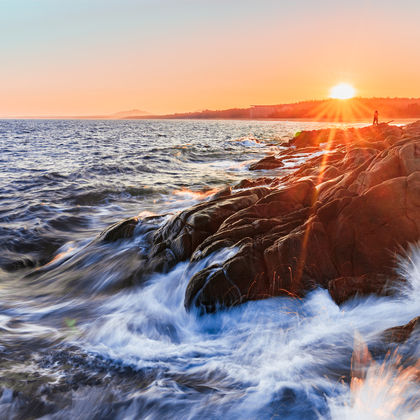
99, 217, 139, 242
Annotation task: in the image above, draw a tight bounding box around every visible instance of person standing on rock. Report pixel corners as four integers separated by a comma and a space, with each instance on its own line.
373, 110, 379, 126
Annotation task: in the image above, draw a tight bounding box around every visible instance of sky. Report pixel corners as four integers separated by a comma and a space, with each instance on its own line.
1, 0, 420, 116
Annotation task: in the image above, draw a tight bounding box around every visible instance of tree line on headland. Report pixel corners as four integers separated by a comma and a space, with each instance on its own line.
126, 98, 420, 121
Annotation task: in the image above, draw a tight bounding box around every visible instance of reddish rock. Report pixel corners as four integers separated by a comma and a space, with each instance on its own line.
398, 141, 420, 174
382, 316, 420, 344
185, 240, 268, 313
249, 155, 284, 170
264, 219, 337, 294
326, 173, 420, 277
181, 123, 420, 311
290, 123, 402, 149
93, 122, 420, 311
234, 177, 273, 189
328, 273, 398, 304
340, 148, 378, 172
148, 188, 268, 272
220, 180, 316, 229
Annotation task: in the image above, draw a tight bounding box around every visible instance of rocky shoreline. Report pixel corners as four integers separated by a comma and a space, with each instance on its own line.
101, 121, 420, 322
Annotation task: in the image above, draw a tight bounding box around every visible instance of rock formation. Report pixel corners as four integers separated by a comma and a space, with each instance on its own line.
249, 155, 284, 170
99, 121, 420, 313
382, 316, 420, 344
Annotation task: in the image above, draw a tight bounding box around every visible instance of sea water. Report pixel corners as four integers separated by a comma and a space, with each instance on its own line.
0, 119, 418, 419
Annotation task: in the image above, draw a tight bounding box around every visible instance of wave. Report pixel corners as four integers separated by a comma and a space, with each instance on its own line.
54, 242, 419, 419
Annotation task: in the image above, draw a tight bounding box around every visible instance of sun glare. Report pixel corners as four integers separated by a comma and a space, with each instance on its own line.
329, 83, 356, 100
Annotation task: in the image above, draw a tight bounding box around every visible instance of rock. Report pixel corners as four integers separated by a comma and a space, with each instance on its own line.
340, 148, 378, 171
289, 123, 403, 149
328, 273, 398, 304
249, 155, 284, 170
398, 141, 420, 174
321, 165, 342, 180
185, 240, 268, 313
93, 122, 420, 312
234, 177, 273, 189
219, 180, 316, 228
382, 316, 420, 344
148, 188, 267, 273
213, 186, 232, 198
264, 219, 337, 295
99, 217, 139, 242
288, 128, 337, 148
181, 123, 420, 311
326, 173, 420, 278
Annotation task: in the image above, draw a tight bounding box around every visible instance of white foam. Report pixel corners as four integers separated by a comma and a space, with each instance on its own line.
79, 243, 420, 418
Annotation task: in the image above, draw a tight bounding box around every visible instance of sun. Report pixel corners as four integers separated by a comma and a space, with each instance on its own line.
329, 83, 356, 100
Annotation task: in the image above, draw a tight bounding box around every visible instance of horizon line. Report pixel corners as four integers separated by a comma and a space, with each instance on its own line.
2, 96, 420, 120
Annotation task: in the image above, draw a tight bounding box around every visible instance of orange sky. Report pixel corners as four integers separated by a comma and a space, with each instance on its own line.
1, 0, 420, 117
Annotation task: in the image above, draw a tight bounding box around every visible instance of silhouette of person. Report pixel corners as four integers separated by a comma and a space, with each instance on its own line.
373, 110, 379, 126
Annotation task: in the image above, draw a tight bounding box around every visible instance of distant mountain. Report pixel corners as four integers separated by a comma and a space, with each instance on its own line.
5, 108, 150, 120
109, 109, 150, 118
126, 98, 420, 121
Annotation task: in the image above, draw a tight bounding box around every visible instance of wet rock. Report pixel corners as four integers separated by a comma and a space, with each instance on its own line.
326, 173, 420, 278
185, 240, 268, 313
328, 273, 398, 304
180, 122, 420, 311
382, 316, 420, 344
234, 177, 274, 189
263, 219, 337, 295
219, 180, 316, 228
212, 186, 232, 198
99, 217, 139, 242
90, 122, 420, 311
249, 155, 284, 170
147, 188, 267, 273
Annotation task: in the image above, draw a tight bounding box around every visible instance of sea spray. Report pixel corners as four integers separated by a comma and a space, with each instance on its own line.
68, 244, 420, 419
327, 348, 420, 420
326, 244, 420, 420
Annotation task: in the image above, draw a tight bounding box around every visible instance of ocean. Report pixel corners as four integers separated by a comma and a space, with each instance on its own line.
0, 119, 419, 419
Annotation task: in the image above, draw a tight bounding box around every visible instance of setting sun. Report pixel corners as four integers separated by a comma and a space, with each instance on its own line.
329, 83, 356, 100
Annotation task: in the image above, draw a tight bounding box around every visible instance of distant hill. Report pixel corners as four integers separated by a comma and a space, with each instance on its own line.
6, 108, 150, 120
109, 109, 149, 118
126, 98, 420, 121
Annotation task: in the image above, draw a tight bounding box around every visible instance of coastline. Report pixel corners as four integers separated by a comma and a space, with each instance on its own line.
0, 118, 419, 417
93, 121, 420, 313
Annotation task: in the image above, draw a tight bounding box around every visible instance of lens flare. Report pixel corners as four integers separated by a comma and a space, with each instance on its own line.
329, 83, 356, 100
